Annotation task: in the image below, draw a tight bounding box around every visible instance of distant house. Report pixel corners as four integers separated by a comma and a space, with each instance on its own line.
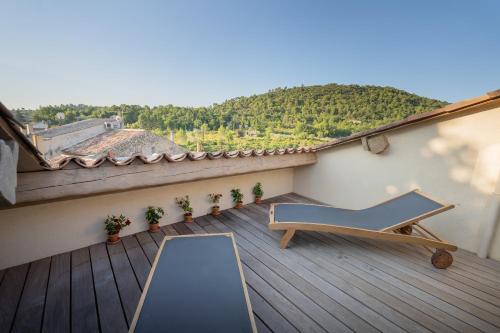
31, 121, 48, 131
30, 117, 123, 159
63, 128, 186, 159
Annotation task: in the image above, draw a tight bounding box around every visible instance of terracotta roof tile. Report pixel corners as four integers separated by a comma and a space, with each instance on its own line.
63, 129, 186, 157
44, 147, 313, 170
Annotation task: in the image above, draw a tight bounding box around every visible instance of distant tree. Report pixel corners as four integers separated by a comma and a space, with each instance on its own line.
26, 84, 447, 140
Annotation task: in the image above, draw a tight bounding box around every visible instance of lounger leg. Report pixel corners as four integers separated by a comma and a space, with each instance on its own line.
280, 229, 296, 249
431, 249, 453, 269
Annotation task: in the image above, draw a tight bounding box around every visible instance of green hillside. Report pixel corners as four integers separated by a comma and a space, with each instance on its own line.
14, 84, 448, 151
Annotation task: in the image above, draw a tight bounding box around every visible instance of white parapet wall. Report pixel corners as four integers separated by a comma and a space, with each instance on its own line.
0, 168, 293, 269
294, 105, 500, 259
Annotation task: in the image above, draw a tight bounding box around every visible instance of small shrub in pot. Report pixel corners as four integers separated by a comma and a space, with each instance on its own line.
145, 206, 165, 233
252, 182, 264, 204
231, 188, 244, 209
176, 196, 194, 222
208, 193, 223, 216
104, 214, 131, 244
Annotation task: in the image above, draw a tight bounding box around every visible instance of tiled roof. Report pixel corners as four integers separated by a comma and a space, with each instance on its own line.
62, 129, 186, 158
34, 118, 107, 138
45, 147, 314, 170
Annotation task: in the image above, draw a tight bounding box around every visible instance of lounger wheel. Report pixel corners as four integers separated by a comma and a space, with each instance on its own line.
431, 249, 453, 269
397, 225, 413, 235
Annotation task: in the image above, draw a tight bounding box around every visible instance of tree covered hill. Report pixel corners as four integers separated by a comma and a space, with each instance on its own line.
17, 84, 447, 139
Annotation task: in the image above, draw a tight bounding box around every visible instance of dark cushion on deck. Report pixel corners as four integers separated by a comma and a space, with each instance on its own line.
133, 235, 254, 333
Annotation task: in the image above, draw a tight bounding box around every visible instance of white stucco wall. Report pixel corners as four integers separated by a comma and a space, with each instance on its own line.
0, 168, 293, 269
294, 106, 500, 259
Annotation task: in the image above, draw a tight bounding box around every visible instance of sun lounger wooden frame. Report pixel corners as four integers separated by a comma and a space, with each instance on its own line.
268, 189, 457, 268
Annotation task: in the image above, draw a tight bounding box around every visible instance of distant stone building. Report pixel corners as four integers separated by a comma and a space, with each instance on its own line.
31, 121, 48, 131
63, 129, 186, 159
29, 117, 123, 159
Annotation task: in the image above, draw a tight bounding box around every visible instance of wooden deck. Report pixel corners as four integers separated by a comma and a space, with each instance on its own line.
1, 193, 500, 333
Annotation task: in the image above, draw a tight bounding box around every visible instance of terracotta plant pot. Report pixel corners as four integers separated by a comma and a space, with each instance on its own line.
107, 233, 120, 245
184, 213, 193, 223
211, 206, 220, 216
234, 201, 243, 209
255, 196, 262, 204
149, 223, 160, 233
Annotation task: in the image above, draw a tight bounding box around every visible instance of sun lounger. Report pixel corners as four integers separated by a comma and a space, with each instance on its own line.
129, 233, 257, 333
269, 190, 457, 268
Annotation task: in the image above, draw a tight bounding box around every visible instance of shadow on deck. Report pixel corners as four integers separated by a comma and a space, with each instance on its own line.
1, 193, 500, 333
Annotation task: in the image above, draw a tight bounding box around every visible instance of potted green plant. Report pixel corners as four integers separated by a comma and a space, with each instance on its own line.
176, 195, 193, 222
208, 193, 223, 216
145, 206, 165, 233
104, 214, 131, 244
231, 188, 244, 209
252, 182, 264, 204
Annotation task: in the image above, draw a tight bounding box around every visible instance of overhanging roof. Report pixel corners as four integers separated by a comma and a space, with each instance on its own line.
0, 103, 49, 172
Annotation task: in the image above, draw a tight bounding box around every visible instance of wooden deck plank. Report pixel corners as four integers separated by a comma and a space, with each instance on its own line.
239, 206, 459, 333
71, 247, 99, 333
315, 233, 500, 332
185, 221, 206, 234
204, 214, 379, 333
171, 221, 194, 235
238, 244, 353, 333
282, 192, 500, 271
195, 217, 307, 333
459, 250, 500, 271
161, 224, 179, 236
242, 263, 327, 333
121, 236, 151, 289
296, 233, 478, 333
247, 285, 299, 333
11, 258, 51, 333
386, 241, 500, 292
195, 215, 212, 227
42, 252, 71, 333
149, 228, 166, 245
364, 237, 500, 298
0, 263, 29, 332
273, 195, 500, 305
281, 193, 500, 291
215, 211, 407, 333
254, 314, 272, 333
292, 230, 482, 333
2, 193, 500, 333
339, 234, 500, 318
180, 218, 303, 333
250, 200, 500, 332
242, 203, 494, 333
90, 243, 128, 333
135, 232, 159, 264
283, 192, 500, 274
107, 241, 142, 325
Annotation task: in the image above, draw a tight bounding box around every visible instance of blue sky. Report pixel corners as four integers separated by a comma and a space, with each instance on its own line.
1, 0, 499, 108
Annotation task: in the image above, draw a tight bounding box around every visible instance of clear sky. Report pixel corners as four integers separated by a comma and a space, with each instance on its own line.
1, 0, 499, 109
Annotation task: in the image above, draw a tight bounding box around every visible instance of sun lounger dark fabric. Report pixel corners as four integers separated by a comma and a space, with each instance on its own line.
274, 191, 444, 230
132, 235, 254, 333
